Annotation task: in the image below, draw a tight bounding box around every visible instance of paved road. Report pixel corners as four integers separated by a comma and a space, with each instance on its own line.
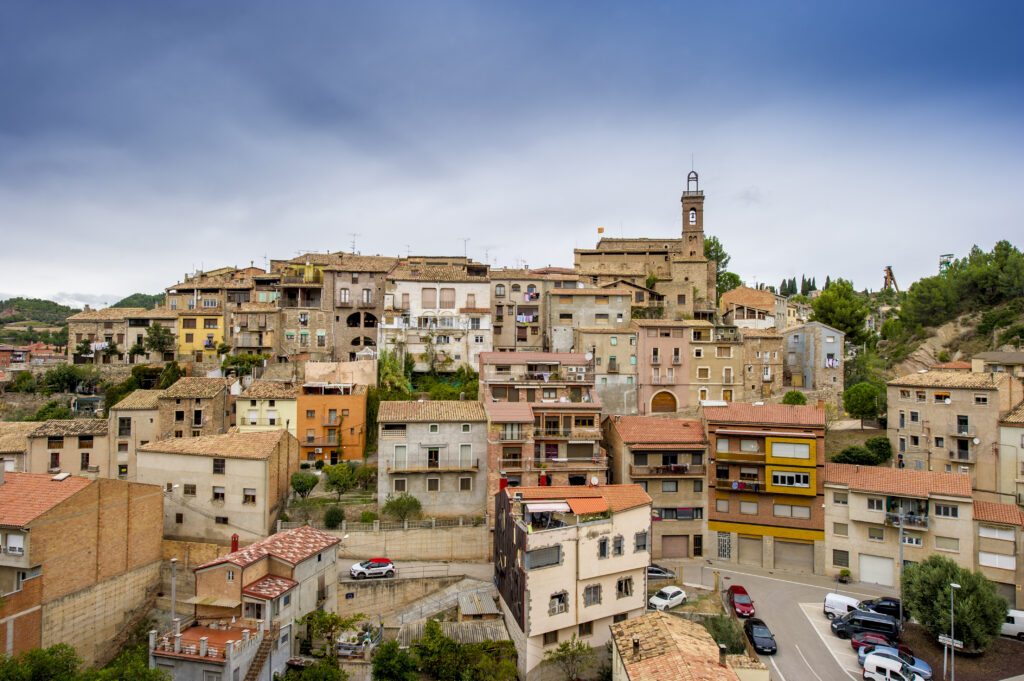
337, 559, 493, 583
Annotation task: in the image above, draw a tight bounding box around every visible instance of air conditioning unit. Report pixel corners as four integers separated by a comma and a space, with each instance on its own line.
314, 448, 323, 454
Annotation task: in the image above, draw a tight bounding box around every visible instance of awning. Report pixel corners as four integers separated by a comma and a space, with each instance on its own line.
525, 502, 571, 513
182, 596, 241, 608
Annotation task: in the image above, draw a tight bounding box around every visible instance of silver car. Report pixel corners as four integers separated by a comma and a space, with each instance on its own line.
350, 558, 396, 579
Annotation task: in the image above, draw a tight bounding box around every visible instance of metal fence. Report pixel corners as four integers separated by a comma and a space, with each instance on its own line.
279, 515, 488, 533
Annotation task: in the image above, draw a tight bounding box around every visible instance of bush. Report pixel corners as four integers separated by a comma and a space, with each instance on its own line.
864, 436, 893, 463
702, 615, 746, 654
831, 446, 877, 465
279, 512, 290, 522
781, 390, 807, 406
324, 505, 345, 529
291, 470, 319, 499
843, 382, 880, 426
383, 493, 422, 521
314, 459, 325, 470
360, 511, 378, 523
300, 463, 310, 469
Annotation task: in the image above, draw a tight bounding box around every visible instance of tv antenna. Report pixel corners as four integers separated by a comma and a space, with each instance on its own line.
460, 237, 470, 259
349, 233, 361, 254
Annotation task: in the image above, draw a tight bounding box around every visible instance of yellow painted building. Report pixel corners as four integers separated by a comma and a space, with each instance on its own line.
237, 380, 300, 438
177, 312, 224, 362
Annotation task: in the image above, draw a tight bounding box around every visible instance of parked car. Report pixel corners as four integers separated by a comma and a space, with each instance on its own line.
1002, 609, 1024, 640
862, 654, 928, 681
831, 610, 900, 641
648, 586, 686, 611
858, 646, 932, 679
743, 618, 777, 655
850, 632, 914, 656
726, 585, 755, 617
350, 558, 396, 579
824, 592, 865, 620
861, 596, 907, 621
647, 564, 675, 580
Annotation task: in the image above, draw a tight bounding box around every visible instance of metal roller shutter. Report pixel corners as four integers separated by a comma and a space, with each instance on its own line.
859, 554, 894, 587
661, 535, 689, 559
774, 540, 814, 574
738, 536, 762, 567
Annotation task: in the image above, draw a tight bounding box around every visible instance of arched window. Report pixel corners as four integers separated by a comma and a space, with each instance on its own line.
526, 284, 537, 294
511, 284, 521, 293
689, 208, 697, 225
495, 284, 505, 297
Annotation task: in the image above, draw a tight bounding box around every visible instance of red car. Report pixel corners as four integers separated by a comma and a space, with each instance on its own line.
850, 632, 913, 656
726, 585, 755, 617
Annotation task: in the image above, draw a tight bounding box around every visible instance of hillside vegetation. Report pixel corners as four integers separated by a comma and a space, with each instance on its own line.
0, 297, 79, 325
111, 292, 165, 309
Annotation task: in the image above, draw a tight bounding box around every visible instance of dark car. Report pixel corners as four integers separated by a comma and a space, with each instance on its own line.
647, 564, 675, 580
726, 585, 755, 617
743, 618, 777, 655
861, 597, 906, 621
831, 610, 900, 641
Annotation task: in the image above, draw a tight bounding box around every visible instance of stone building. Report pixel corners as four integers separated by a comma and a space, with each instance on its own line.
108, 389, 164, 481
273, 257, 337, 361
324, 253, 398, 361
781, 321, 845, 404
228, 302, 280, 358
0, 422, 36, 472
545, 288, 632, 353
377, 401, 488, 516
886, 370, 1024, 502
487, 268, 581, 353
605, 415, 708, 559
574, 171, 716, 321
720, 286, 786, 330
739, 329, 784, 399
999, 401, 1024, 506
972, 351, 1024, 377
574, 327, 639, 415
972, 500, 1024, 608
705, 403, 826, 574
166, 269, 258, 363
157, 377, 233, 440
25, 420, 111, 478
67, 307, 177, 366
0, 471, 163, 665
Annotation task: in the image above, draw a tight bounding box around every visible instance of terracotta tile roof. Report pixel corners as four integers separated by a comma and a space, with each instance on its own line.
974, 351, 1024, 364
67, 307, 148, 322
703, 403, 824, 427
330, 254, 400, 273
168, 273, 255, 290
824, 463, 972, 499
887, 371, 1005, 389
721, 286, 777, 312
507, 484, 651, 513
240, 380, 300, 400
388, 264, 488, 282
377, 401, 486, 423
161, 377, 228, 399
931, 361, 972, 370
740, 329, 781, 338
111, 389, 164, 411
287, 252, 340, 265
566, 497, 609, 514
0, 472, 93, 528
136, 308, 177, 319
1003, 401, 1024, 425
194, 525, 341, 571
484, 402, 535, 423
28, 419, 109, 437
973, 500, 1024, 526
138, 430, 287, 460
548, 288, 632, 296
242, 574, 299, 600
630, 319, 713, 328
611, 416, 707, 445
479, 351, 590, 365
0, 422, 36, 453
610, 611, 743, 681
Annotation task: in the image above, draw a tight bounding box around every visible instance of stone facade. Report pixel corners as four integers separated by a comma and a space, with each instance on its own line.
25, 420, 111, 477
545, 289, 632, 353
739, 330, 784, 399
68, 307, 177, 366
574, 327, 638, 415
229, 302, 280, 357
108, 389, 164, 481
157, 377, 232, 440
781, 322, 845, 405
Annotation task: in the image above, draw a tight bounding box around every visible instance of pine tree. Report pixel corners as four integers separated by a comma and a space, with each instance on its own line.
824, 275, 832, 290
791, 277, 797, 295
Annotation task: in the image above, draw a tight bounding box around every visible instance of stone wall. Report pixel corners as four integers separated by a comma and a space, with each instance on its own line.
336, 576, 463, 620
327, 525, 491, 561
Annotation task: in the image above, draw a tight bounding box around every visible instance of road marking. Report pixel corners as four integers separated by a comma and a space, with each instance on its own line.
770, 656, 788, 681
709, 567, 885, 599
793, 644, 827, 681
798, 603, 861, 681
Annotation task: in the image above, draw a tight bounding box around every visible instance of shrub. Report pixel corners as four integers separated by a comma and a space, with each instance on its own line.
383, 493, 422, 521
360, 511, 378, 523
323, 505, 345, 529
279, 512, 290, 522
314, 459, 325, 470
781, 390, 807, 405
291, 470, 319, 499
300, 463, 310, 469
864, 436, 893, 464
832, 446, 876, 465
702, 615, 746, 654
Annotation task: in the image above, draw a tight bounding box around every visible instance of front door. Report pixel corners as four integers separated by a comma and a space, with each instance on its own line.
427, 448, 440, 468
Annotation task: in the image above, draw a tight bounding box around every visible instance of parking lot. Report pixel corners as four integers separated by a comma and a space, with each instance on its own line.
798, 602, 863, 680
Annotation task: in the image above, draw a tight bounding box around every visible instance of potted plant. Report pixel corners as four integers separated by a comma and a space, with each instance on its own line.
837, 569, 852, 584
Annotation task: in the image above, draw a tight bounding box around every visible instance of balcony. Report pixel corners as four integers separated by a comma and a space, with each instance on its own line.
336, 300, 354, 308
713, 451, 765, 463
533, 427, 601, 440
0, 545, 30, 568
241, 418, 281, 427
950, 424, 977, 437
280, 272, 323, 285
499, 457, 525, 469
629, 463, 706, 478
885, 511, 929, 530
322, 415, 341, 426
713, 478, 764, 493
948, 449, 975, 463
672, 356, 681, 365
651, 356, 661, 365
357, 299, 376, 309
303, 437, 339, 447
533, 456, 607, 469
387, 457, 480, 472
498, 432, 527, 442
607, 362, 619, 373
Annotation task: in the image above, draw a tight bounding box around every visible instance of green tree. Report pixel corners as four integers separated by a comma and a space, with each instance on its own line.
831, 446, 876, 465
127, 342, 146, 359
111, 293, 165, 309
84, 647, 170, 681
543, 634, 595, 681
843, 382, 880, 428
74, 338, 93, 358
378, 348, 413, 396
291, 470, 319, 499
31, 400, 74, 421
157, 361, 184, 389
323, 464, 357, 500
716, 271, 742, 299
382, 493, 422, 522
0, 643, 82, 681
371, 640, 418, 681
781, 390, 807, 405
221, 353, 268, 377
864, 436, 893, 464
298, 611, 366, 668
282, 658, 349, 680
355, 465, 377, 491
704, 236, 741, 301
216, 341, 232, 356
810, 278, 868, 344
412, 620, 466, 681
324, 505, 345, 530
902, 554, 1007, 651
143, 323, 175, 356
10, 371, 36, 393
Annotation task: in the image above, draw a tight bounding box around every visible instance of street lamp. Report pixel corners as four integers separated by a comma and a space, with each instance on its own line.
948, 582, 961, 681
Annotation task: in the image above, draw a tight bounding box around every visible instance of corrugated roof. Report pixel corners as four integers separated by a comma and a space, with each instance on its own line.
458, 593, 501, 617
195, 526, 341, 571
0, 422, 37, 453
703, 403, 824, 427
973, 500, 1024, 526
611, 416, 707, 445
162, 377, 229, 399
610, 611, 744, 681
111, 389, 164, 411
824, 463, 972, 499
507, 484, 651, 512
29, 419, 109, 437
887, 371, 1005, 389
240, 380, 300, 400
397, 620, 509, 648
138, 430, 287, 460
479, 351, 590, 365
484, 402, 535, 423
0, 472, 93, 528
377, 401, 486, 423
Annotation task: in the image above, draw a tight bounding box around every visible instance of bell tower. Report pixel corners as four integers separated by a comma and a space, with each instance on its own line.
681, 170, 705, 258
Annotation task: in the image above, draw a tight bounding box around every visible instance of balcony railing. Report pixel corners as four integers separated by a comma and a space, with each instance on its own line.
948, 450, 974, 463
885, 512, 929, 529
387, 457, 480, 472
498, 432, 527, 442
499, 458, 525, 468
533, 456, 607, 469
950, 424, 977, 437
357, 299, 376, 308
651, 356, 661, 365
714, 451, 765, 463
629, 464, 705, 478
322, 415, 341, 426
607, 363, 618, 373
241, 418, 282, 427
533, 427, 601, 440
713, 478, 764, 492
672, 356, 681, 365
336, 300, 354, 308
303, 437, 339, 447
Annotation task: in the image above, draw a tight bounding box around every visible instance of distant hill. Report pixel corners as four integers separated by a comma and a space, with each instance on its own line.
0, 297, 79, 325
111, 293, 165, 310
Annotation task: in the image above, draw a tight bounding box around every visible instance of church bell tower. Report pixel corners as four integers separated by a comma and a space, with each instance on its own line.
681, 170, 705, 258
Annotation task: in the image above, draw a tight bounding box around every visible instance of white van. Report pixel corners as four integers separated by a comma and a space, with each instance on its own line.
1002, 609, 1024, 640
824, 592, 865, 620
863, 654, 928, 681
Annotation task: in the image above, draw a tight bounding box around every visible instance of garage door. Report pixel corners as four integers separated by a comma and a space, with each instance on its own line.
995, 582, 1016, 604
738, 536, 762, 567
774, 540, 814, 574
651, 391, 677, 413
859, 554, 894, 587
661, 535, 689, 559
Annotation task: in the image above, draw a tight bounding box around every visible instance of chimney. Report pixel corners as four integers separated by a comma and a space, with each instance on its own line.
632, 636, 640, 658
718, 643, 727, 666
0, 465, 5, 486
231, 533, 239, 552
199, 636, 208, 657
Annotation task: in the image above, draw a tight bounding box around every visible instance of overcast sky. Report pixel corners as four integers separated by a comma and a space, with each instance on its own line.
1, 1, 1022, 308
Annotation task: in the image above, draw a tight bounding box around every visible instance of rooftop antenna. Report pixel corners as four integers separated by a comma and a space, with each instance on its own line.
349, 233, 361, 254
691, 153, 694, 171
405, 244, 411, 258
461, 237, 470, 259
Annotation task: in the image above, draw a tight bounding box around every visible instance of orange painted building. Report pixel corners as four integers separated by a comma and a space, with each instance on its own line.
297, 382, 367, 463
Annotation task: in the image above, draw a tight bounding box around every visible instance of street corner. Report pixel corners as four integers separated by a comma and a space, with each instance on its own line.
798, 602, 863, 678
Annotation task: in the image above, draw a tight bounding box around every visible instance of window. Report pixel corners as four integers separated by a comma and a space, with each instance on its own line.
696, 367, 710, 379
459, 477, 472, 491
558, 313, 573, 322
867, 497, 884, 511
578, 621, 593, 637
393, 478, 407, 493
935, 536, 959, 552
175, 513, 183, 524
461, 423, 471, 432
716, 498, 729, 512
662, 480, 678, 493
935, 436, 945, 448
613, 535, 623, 556
549, 591, 569, 616
427, 477, 440, 492
833, 492, 848, 505
716, 438, 730, 453
613, 613, 628, 623
213, 458, 225, 474
833, 550, 850, 568
909, 411, 919, 423
868, 527, 884, 541
934, 503, 958, 518
979, 551, 1016, 570
598, 538, 608, 559
118, 464, 128, 477
979, 525, 1014, 541
543, 631, 558, 646
204, 318, 218, 329
900, 389, 910, 399
215, 516, 229, 525
974, 394, 989, 405
212, 486, 225, 501
739, 501, 758, 515
833, 522, 848, 537
634, 531, 649, 552
183, 484, 196, 496
616, 576, 633, 598
584, 584, 601, 606
226, 570, 235, 582
770, 441, 810, 459
243, 488, 256, 504
771, 471, 810, 488
693, 479, 703, 493
429, 424, 439, 433
118, 417, 131, 437
527, 546, 561, 569
182, 318, 197, 329
902, 534, 923, 547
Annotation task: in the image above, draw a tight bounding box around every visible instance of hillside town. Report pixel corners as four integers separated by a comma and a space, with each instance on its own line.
3, 173, 1024, 681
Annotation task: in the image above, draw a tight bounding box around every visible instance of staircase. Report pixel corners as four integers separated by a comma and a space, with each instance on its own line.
243, 621, 280, 681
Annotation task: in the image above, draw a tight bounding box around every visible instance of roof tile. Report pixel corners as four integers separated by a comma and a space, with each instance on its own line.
0, 472, 93, 527
378, 401, 486, 423
162, 377, 229, 399
887, 371, 1006, 389
111, 389, 164, 411
195, 526, 341, 571
29, 419, 109, 437
139, 430, 287, 460
703, 403, 824, 427
610, 611, 744, 681
824, 463, 972, 498
484, 402, 535, 423
0, 422, 37, 454
240, 380, 300, 400
610, 416, 707, 445
242, 574, 298, 599
506, 484, 650, 513
973, 500, 1024, 526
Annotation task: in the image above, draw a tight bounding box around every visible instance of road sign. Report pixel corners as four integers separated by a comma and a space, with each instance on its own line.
938, 634, 963, 650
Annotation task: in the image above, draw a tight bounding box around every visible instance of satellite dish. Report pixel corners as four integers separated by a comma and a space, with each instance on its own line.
973, 437, 980, 445
945, 398, 951, 404
590, 476, 599, 486
584, 352, 593, 361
